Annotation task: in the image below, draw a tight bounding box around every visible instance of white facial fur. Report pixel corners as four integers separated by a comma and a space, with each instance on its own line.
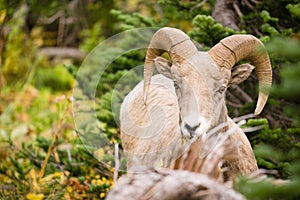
155, 52, 229, 139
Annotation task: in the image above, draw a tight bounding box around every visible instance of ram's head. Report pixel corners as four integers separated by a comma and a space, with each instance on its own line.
143, 27, 272, 139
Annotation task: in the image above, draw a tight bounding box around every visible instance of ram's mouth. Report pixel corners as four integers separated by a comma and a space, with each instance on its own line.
181, 127, 208, 140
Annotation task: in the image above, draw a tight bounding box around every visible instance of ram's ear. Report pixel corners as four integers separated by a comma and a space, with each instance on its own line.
229, 63, 255, 86
154, 57, 173, 79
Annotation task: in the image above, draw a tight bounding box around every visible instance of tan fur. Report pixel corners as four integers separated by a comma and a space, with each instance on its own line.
120, 75, 182, 170
223, 117, 258, 180
120, 75, 258, 179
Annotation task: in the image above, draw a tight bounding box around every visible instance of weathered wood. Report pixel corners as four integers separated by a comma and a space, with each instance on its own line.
106, 170, 245, 200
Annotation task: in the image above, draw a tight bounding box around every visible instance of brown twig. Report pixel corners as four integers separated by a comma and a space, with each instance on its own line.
114, 143, 120, 182
232, 113, 254, 123
226, 100, 245, 108
190, 0, 208, 11
242, 125, 264, 133
39, 121, 63, 179
39, 47, 86, 61
233, 2, 243, 17
229, 85, 253, 103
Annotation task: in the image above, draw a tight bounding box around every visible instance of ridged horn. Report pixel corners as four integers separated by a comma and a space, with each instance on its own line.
208, 34, 272, 116
143, 27, 198, 104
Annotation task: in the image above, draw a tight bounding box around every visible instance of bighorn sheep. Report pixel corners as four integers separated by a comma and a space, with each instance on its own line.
120, 27, 272, 179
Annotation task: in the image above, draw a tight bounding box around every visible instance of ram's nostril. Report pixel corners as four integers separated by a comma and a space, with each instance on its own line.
184, 123, 200, 132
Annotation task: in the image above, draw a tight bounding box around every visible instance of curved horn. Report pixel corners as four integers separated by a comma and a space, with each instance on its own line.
143, 27, 198, 104
208, 34, 272, 116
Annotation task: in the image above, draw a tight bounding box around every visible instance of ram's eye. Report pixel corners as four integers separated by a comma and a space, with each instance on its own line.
218, 85, 227, 94
173, 80, 180, 89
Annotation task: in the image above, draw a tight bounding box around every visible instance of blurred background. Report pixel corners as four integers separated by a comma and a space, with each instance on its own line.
0, 0, 300, 199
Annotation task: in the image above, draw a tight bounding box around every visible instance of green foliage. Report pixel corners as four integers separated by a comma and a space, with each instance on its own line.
260, 10, 279, 24
28, 90, 57, 133
259, 10, 281, 36
79, 20, 104, 53
246, 118, 269, 127
254, 144, 291, 176
2, 4, 41, 86
235, 147, 300, 199
266, 37, 300, 126
249, 119, 299, 150
241, 117, 300, 178
75, 14, 149, 147
287, 3, 300, 18
33, 65, 74, 91
267, 37, 300, 62
0, 89, 113, 199
157, 0, 214, 23
236, 171, 300, 200
0, 135, 113, 199
240, 0, 300, 35
111, 9, 160, 31
264, 18, 293, 37
189, 15, 242, 47
95, 67, 143, 143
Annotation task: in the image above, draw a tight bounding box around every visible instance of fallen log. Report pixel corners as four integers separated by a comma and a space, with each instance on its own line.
106, 169, 245, 200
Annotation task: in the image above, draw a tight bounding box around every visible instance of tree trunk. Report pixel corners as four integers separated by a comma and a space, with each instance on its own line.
212, 0, 240, 30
